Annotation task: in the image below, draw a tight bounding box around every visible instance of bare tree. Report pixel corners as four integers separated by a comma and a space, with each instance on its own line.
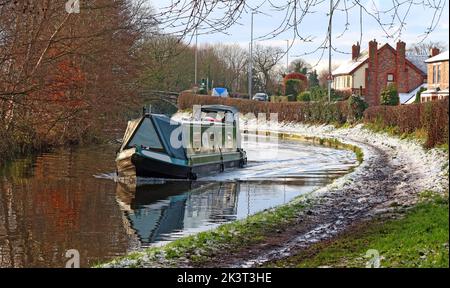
288, 58, 312, 74
407, 41, 448, 56
214, 44, 248, 92
318, 65, 338, 88
152, 0, 447, 60
253, 45, 284, 93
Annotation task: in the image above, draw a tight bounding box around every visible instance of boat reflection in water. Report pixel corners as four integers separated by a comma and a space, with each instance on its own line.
116, 181, 240, 246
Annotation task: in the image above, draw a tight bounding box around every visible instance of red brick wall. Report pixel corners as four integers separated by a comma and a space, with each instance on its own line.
366, 40, 379, 107
407, 67, 426, 93
376, 47, 397, 96
396, 41, 407, 93
365, 42, 426, 106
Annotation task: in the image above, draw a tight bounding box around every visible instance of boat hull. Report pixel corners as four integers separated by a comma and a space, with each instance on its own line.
132, 153, 192, 179
117, 151, 245, 180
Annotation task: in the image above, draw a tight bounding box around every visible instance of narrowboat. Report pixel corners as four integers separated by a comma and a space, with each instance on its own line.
116, 105, 247, 180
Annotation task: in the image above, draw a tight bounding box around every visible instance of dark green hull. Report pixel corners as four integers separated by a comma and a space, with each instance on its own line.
117, 149, 246, 180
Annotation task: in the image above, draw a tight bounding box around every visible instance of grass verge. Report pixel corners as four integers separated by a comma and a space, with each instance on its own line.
364, 122, 428, 146
98, 195, 315, 268
278, 133, 364, 164
267, 192, 449, 268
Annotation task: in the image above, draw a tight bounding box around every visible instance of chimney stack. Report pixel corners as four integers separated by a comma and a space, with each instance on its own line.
368, 39, 378, 60
430, 47, 440, 57
366, 40, 379, 107
352, 42, 361, 60
396, 41, 407, 93
396, 41, 406, 69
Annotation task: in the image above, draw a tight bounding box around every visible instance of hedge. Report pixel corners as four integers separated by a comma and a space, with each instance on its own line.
178, 92, 350, 124
178, 93, 449, 148
364, 99, 449, 148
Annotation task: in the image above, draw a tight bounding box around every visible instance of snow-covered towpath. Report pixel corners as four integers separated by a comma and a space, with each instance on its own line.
206, 121, 448, 267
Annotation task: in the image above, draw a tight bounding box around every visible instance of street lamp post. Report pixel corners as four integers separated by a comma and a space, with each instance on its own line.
328, 0, 333, 102
195, 29, 198, 87
286, 40, 290, 73
248, 11, 257, 100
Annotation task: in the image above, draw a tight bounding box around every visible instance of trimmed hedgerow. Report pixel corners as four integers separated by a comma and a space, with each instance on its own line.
178, 92, 353, 124
179, 93, 448, 148
364, 99, 449, 148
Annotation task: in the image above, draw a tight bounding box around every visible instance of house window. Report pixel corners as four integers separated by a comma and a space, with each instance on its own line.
432, 64, 441, 84
437, 64, 441, 83
346, 76, 352, 88
387, 74, 394, 85
432, 65, 436, 83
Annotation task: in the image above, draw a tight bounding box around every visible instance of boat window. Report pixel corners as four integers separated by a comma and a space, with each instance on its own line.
127, 118, 164, 150
201, 111, 229, 123
224, 112, 234, 124
225, 133, 234, 149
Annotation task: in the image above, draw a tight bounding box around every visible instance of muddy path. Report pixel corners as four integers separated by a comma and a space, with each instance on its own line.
192, 124, 448, 268
195, 141, 398, 267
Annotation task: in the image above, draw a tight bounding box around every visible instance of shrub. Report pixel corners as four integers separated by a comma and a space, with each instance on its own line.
198, 87, 208, 95
298, 91, 311, 102
380, 84, 400, 106
415, 87, 427, 103
287, 95, 297, 102
332, 89, 352, 101
303, 87, 350, 102
284, 72, 308, 82
310, 86, 327, 101
347, 95, 368, 123
285, 79, 302, 96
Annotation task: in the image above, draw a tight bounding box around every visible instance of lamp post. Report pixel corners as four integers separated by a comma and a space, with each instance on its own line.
195, 29, 198, 87
328, 0, 333, 102
286, 40, 290, 73
248, 11, 258, 100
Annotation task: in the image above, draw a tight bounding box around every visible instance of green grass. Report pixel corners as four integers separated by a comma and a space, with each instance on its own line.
364, 122, 428, 145
100, 195, 314, 267
437, 143, 449, 154
268, 192, 449, 268
278, 133, 364, 164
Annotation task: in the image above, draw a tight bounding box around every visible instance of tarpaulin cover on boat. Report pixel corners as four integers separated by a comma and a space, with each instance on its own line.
120, 119, 141, 151
152, 115, 187, 161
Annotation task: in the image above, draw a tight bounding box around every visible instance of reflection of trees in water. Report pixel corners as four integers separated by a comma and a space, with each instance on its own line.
116, 182, 240, 245
0, 149, 129, 268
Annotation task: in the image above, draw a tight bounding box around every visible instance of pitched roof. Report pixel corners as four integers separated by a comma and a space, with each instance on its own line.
332, 43, 428, 76
399, 84, 427, 104
406, 54, 428, 74
332, 49, 369, 75
425, 50, 449, 63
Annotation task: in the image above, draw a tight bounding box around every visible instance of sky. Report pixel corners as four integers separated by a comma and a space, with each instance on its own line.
152, 0, 449, 71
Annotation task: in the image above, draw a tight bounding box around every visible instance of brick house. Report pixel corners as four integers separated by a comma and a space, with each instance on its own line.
420, 50, 449, 102
332, 40, 427, 106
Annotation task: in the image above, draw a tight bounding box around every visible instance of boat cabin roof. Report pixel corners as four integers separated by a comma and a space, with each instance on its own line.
201, 105, 239, 115
120, 114, 187, 160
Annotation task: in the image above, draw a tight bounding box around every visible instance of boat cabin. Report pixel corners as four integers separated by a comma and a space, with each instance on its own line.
116, 105, 247, 180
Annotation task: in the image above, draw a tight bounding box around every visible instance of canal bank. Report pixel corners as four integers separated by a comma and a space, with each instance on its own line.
100, 121, 448, 268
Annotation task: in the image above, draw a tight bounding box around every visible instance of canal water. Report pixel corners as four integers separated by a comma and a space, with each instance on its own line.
0, 136, 357, 267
